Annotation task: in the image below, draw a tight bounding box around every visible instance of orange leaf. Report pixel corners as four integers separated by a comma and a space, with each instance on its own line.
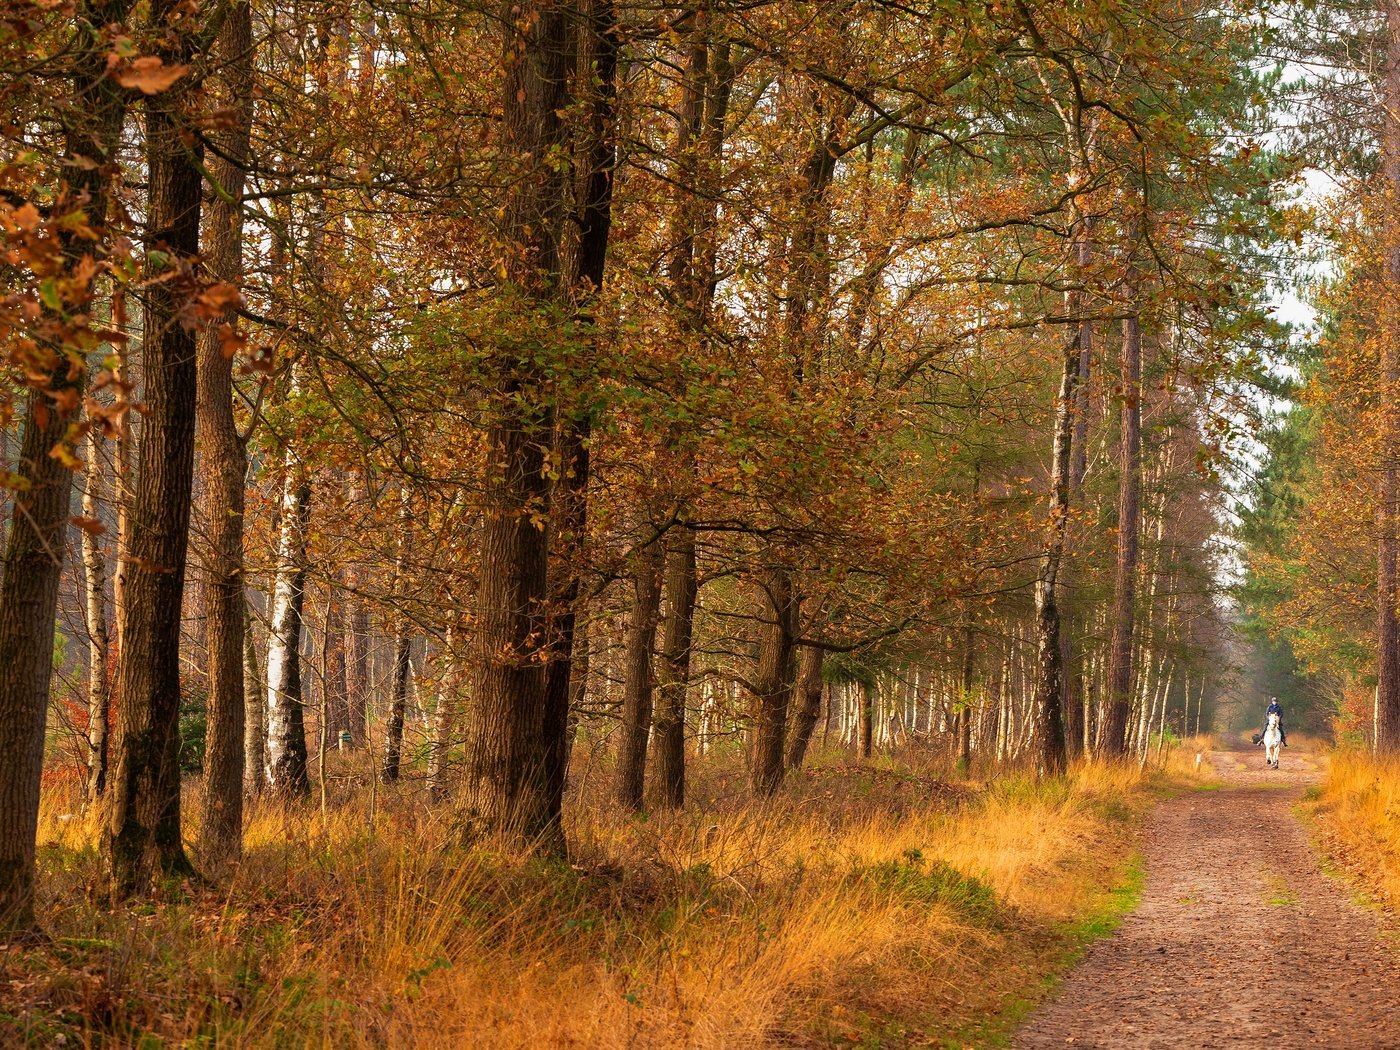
114, 57, 188, 95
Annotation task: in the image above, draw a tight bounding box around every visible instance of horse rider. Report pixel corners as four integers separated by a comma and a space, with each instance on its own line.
1257, 696, 1288, 748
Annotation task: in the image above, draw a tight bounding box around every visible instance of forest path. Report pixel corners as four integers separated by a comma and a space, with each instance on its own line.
1013, 743, 1400, 1048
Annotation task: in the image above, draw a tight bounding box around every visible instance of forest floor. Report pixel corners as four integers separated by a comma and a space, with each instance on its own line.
1015, 740, 1400, 1049
3, 749, 1172, 1048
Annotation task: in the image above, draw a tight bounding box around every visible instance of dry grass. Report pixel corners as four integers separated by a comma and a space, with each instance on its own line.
5, 750, 1176, 1048
1310, 748, 1400, 909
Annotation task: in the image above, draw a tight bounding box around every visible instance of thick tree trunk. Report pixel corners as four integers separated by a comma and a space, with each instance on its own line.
751, 569, 800, 794
648, 18, 731, 809
653, 524, 697, 803
196, 0, 253, 864
540, 0, 618, 821
0, 0, 130, 934
784, 644, 824, 771
83, 422, 111, 802
102, 11, 203, 896
1378, 0, 1400, 751
264, 463, 311, 796
464, 0, 569, 849
616, 538, 663, 810
1103, 280, 1143, 756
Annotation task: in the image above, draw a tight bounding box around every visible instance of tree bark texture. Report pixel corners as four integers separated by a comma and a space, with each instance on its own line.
82, 422, 111, 802
784, 643, 824, 771
0, 3, 130, 928
750, 569, 799, 795
264, 463, 312, 796
196, 0, 253, 863
242, 602, 265, 797
103, 11, 203, 896
616, 538, 663, 810
1028, 327, 1081, 778
465, 0, 570, 847
380, 634, 412, 784
654, 524, 698, 802
859, 679, 874, 760
1103, 276, 1143, 757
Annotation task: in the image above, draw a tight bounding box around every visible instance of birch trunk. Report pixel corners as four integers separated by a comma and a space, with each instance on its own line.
242, 603, 265, 797
82, 422, 111, 802
264, 456, 312, 797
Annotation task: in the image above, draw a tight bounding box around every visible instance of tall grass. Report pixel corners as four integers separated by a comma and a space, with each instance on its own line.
6, 751, 1175, 1047
1312, 748, 1400, 907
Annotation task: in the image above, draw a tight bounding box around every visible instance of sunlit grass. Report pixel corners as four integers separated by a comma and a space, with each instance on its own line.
1312, 748, 1400, 908
10, 747, 1179, 1047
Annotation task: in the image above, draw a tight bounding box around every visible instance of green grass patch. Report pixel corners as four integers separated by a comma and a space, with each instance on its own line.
943, 851, 1146, 1049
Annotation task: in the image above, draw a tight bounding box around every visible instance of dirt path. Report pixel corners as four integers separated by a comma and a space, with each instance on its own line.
1015, 744, 1400, 1048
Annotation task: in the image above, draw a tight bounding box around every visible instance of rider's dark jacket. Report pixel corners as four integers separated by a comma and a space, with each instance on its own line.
1261, 700, 1286, 743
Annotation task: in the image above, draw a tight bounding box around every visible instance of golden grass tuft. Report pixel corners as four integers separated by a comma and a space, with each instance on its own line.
1311, 747, 1400, 908
7, 749, 1173, 1047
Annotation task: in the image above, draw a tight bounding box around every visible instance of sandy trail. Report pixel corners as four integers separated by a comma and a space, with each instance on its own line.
1014, 744, 1400, 1048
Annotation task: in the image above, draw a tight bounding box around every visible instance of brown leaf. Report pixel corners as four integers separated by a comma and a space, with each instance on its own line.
114, 57, 188, 95
70, 516, 107, 536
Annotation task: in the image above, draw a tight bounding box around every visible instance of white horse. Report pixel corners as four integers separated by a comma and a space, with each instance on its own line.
1263, 711, 1282, 769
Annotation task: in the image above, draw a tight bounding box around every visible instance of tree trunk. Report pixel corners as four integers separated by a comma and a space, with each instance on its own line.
859, 678, 874, 760
750, 569, 800, 795
380, 634, 412, 784
102, 8, 203, 896
1378, 0, 1400, 751
346, 590, 369, 746
539, 0, 618, 823
464, 0, 569, 849
0, 7, 130, 928
1103, 269, 1143, 757
653, 523, 698, 803
616, 538, 663, 810
380, 488, 414, 785
264, 462, 311, 796
429, 629, 462, 802
82, 421, 112, 802
242, 602, 265, 797
1028, 325, 1082, 777
323, 586, 349, 741
784, 644, 825, 771
957, 624, 975, 771
196, 0, 253, 865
